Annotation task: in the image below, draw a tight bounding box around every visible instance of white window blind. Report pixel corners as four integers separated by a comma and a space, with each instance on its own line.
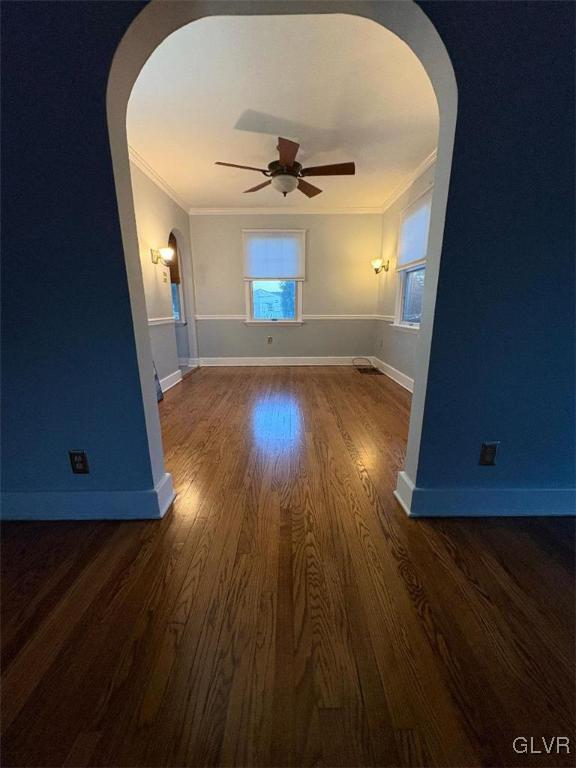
397, 189, 433, 269
243, 230, 306, 280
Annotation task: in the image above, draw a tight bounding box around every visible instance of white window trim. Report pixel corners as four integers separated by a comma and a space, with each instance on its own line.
394, 265, 426, 330
394, 185, 434, 329
244, 281, 303, 325
242, 229, 305, 324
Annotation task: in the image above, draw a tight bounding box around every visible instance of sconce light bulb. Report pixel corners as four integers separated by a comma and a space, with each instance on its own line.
159, 247, 175, 263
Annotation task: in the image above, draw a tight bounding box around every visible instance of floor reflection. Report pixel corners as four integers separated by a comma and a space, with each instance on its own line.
251, 393, 302, 452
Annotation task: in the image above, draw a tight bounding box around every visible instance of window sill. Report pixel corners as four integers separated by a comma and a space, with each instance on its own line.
244, 320, 303, 326
391, 322, 420, 333
175, 320, 187, 326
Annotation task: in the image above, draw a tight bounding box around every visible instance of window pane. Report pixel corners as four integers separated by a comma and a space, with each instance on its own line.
402, 268, 425, 325
251, 280, 296, 320
398, 191, 432, 267
171, 283, 181, 321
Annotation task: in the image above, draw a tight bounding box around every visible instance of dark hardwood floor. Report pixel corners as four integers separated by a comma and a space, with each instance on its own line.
1, 367, 574, 767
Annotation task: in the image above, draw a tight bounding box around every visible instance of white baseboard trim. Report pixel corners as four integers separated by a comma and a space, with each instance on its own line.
155, 472, 176, 517
371, 356, 414, 392
395, 474, 576, 517
199, 356, 365, 367
160, 369, 183, 392
0, 472, 176, 521
178, 357, 199, 368
394, 471, 415, 516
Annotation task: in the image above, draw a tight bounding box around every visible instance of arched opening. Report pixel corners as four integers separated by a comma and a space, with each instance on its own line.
107, 0, 457, 515
168, 227, 200, 373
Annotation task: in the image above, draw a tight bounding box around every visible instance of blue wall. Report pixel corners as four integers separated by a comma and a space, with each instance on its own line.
1, 1, 574, 505
416, 0, 575, 491
1, 1, 153, 493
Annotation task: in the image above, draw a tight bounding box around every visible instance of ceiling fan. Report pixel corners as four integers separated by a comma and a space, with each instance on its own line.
215, 137, 355, 198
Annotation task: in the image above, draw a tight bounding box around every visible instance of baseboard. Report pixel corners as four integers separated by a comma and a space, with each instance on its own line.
178, 357, 199, 368
394, 471, 415, 515
0, 472, 176, 521
160, 369, 183, 392
395, 474, 576, 517
155, 472, 176, 517
199, 356, 365, 367
371, 356, 414, 392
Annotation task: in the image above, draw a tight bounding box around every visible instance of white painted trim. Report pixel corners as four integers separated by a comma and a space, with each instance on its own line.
0, 472, 175, 521
406, 485, 576, 518
199, 356, 360, 367
132, 146, 435, 219
394, 471, 415, 516
155, 472, 176, 517
244, 320, 304, 326
129, 146, 189, 211
160, 369, 183, 392
148, 316, 175, 326
390, 322, 419, 334
179, 357, 200, 368
304, 314, 379, 320
371, 356, 414, 392
195, 314, 384, 321
380, 149, 437, 213
195, 314, 246, 320
189, 207, 383, 216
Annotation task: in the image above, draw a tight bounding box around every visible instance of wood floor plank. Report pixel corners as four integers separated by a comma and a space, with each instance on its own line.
1, 367, 574, 767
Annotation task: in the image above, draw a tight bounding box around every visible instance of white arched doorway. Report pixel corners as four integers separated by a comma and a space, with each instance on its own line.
107, 0, 457, 515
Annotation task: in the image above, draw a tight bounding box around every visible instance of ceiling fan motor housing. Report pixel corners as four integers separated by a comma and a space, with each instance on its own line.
267, 160, 303, 176
267, 160, 302, 196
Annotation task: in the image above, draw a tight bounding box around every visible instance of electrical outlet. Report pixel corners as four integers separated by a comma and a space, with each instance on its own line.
69, 450, 89, 474
267, 336, 273, 344
479, 442, 499, 466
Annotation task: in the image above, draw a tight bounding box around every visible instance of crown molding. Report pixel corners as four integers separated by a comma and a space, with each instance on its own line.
128, 146, 189, 212
129, 145, 436, 218
380, 149, 438, 213
188, 207, 383, 216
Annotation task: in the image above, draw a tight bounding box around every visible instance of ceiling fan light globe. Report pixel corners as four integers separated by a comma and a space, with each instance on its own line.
271, 174, 298, 195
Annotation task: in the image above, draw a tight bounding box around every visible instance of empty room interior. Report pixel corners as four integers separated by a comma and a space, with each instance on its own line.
1, 2, 575, 768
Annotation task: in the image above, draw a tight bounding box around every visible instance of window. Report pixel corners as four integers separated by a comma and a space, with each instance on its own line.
243, 230, 305, 323
395, 188, 432, 328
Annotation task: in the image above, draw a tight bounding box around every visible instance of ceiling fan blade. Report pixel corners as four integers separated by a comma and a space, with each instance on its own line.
301, 162, 356, 177
277, 137, 300, 167
243, 180, 272, 194
297, 179, 323, 198
215, 161, 267, 172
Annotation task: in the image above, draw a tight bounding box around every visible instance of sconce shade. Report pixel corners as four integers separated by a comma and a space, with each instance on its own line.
159, 247, 174, 263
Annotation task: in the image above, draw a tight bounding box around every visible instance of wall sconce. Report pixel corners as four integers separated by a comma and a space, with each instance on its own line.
371, 258, 389, 274
150, 247, 175, 266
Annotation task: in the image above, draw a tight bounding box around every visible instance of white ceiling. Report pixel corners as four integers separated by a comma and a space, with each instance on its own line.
127, 14, 438, 211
